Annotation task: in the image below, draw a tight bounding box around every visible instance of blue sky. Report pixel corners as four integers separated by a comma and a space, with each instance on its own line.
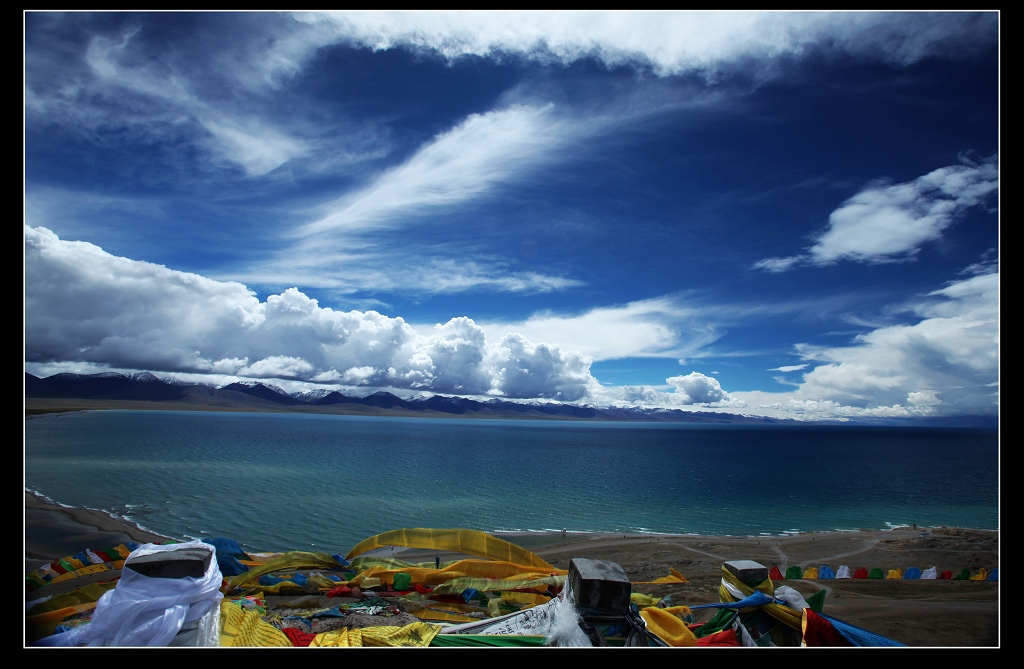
24, 11, 1000, 423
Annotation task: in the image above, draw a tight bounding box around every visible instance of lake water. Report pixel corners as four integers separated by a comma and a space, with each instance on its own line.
24, 410, 999, 555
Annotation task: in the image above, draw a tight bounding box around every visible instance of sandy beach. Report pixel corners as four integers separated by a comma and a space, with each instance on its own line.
25, 490, 999, 647
25, 491, 174, 570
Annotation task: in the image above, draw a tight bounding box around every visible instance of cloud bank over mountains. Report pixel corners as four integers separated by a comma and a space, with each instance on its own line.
25, 224, 997, 421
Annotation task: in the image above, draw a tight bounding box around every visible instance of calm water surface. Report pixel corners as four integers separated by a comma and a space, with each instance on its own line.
24, 410, 999, 554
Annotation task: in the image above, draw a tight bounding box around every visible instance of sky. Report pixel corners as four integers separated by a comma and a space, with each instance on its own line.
24, 10, 1000, 424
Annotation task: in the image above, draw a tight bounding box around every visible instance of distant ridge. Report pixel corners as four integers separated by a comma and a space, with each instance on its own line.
220, 382, 306, 405
24, 370, 785, 423
24, 371, 192, 401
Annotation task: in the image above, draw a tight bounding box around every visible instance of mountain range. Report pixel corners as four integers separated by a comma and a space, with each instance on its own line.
24, 371, 782, 424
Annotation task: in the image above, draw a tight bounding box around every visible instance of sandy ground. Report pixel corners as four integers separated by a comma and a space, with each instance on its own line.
518, 528, 1000, 647
25, 491, 999, 647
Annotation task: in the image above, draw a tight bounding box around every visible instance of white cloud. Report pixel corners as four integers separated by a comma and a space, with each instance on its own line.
808, 160, 998, 265
666, 372, 731, 404
24, 225, 601, 401
25, 226, 266, 371
23, 223, 725, 408
196, 117, 309, 177
590, 373, 744, 411
220, 101, 610, 296
29, 12, 996, 300
27, 19, 312, 178
733, 269, 999, 417
298, 10, 997, 76
24, 225, 998, 420
475, 297, 719, 362
240, 355, 315, 378
224, 254, 583, 298
618, 385, 663, 405
298, 104, 571, 236
751, 256, 800, 273
210, 357, 248, 374
28, 11, 997, 184
488, 333, 597, 401
755, 156, 998, 271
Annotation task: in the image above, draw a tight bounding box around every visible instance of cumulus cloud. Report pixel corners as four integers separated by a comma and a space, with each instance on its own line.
239, 355, 314, 378
733, 266, 999, 418
24, 226, 601, 400
24, 225, 998, 420
666, 371, 732, 404
589, 372, 742, 410
619, 385, 664, 405
487, 333, 597, 400
754, 156, 998, 272
22, 224, 728, 409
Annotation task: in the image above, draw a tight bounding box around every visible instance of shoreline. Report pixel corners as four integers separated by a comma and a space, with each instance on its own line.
27, 488, 995, 563
25, 490, 178, 570
26, 487, 996, 567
